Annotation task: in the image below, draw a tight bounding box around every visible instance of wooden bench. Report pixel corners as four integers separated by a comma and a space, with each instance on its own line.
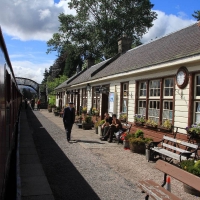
146, 135, 199, 163
138, 159, 200, 200
113, 123, 132, 144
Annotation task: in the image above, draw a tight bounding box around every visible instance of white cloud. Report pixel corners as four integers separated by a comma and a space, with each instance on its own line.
12, 60, 54, 84
141, 10, 196, 44
0, 0, 75, 41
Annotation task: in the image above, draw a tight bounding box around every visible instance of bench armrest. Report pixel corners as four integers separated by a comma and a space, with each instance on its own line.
147, 140, 162, 149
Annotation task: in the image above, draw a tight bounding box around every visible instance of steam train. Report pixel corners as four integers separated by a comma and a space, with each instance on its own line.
0, 27, 22, 199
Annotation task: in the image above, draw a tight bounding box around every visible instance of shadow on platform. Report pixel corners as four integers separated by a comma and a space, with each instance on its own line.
26, 109, 100, 200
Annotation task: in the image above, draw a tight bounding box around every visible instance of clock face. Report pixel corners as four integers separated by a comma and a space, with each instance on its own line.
176, 71, 185, 85
176, 67, 188, 89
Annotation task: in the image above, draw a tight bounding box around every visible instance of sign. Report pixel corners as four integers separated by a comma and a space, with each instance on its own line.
108, 92, 116, 113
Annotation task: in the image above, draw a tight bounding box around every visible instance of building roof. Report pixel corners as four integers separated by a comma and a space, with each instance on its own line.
56, 22, 200, 90
91, 22, 200, 80
67, 58, 111, 86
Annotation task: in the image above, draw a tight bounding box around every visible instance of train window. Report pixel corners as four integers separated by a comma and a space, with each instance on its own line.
6, 71, 11, 102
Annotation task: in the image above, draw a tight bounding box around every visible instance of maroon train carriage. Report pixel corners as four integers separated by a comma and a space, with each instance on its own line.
0, 27, 22, 199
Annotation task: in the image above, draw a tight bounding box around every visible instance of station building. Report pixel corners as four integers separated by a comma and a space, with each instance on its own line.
54, 21, 200, 141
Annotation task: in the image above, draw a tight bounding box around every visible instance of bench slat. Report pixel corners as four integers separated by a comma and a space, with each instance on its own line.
162, 143, 195, 157
156, 160, 200, 191
138, 180, 181, 200
152, 147, 187, 160
163, 136, 198, 149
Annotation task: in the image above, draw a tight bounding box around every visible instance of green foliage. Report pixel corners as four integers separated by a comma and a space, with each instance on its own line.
124, 133, 135, 141
192, 10, 200, 21
134, 114, 146, 123
47, 0, 157, 60
146, 119, 158, 127
46, 75, 67, 95
180, 160, 200, 177
83, 116, 92, 124
128, 129, 152, 145
99, 120, 105, 125
162, 119, 172, 129
135, 129, 144, 138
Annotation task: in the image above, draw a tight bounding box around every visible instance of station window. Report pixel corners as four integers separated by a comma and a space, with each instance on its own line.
121, 82, 129, 113
194, 74, 200, 123
137, 77, 174, 126
82, 88, 87, 108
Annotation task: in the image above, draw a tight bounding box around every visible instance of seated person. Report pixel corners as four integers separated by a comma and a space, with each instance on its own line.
101, 114, 122, 143
101, 112, 113, 136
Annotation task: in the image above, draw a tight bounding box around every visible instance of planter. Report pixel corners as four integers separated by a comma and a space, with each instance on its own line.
130, 143, 146, 154
158, 126, 172, 133
82, 123, 92, 130
95, 127, 98, 134
135, 122, 145, 127
48, 108, 52, 112
123, 140, 130, 149
98, 126, 103, 136
145, 125, 157, 131
54, 111, 59, 116
187, 131, 200, 139
183, 183, 200, 197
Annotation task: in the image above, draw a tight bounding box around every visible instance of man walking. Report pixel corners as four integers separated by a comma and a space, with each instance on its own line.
63, 102, 75, 142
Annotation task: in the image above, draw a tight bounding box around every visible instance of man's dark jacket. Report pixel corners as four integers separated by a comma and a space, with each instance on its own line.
63, 107, 75, 127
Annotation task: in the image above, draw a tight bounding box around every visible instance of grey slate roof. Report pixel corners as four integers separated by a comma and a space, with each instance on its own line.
91, 22, 200, 80
67, 58, 111, 86
56, 22, 200, 90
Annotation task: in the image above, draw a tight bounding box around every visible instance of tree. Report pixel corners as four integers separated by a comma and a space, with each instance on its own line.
47, 0, 157, 60
192, 10, 200, 21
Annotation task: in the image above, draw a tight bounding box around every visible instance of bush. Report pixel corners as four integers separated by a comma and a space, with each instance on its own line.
180, 160, 200, 177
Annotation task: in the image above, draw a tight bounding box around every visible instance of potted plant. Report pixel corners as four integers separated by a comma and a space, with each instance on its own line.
98, 119, 105, 136
158, 119, 172, 132
82, 107, 87, 114
119, 113, 127, 122
48, 104, 52, 112
134, 114, 146, 126
186, 123, 200, 139
145, 118, 158, 130
92, 108, 99, 116
128, 129, 152, 154
82, 115, 92, 130
180, 160, 200, 196
123, 133, 135, 149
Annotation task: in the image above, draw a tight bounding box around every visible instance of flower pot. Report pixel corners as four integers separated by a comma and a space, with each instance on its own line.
48, 108, 52, 112
146, 125, 157, 131
158, 126, 172, 133
183, 183, 200, 197
82, 123, 92, 130
135, 122, 145, 127
123, 140, 130, 149
130, 143, 146, 154
98, 126, 103, 136
95, 127, 98, 134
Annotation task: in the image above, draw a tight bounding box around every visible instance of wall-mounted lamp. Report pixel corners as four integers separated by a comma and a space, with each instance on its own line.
86, 83, 91, 92
99, 86, 109, 94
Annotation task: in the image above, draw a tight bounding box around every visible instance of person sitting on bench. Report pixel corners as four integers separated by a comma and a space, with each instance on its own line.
100, 114, 122, 143
101, 112, 113, 136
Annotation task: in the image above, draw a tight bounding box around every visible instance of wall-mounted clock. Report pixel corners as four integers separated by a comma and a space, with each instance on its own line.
176, 66, 189, 89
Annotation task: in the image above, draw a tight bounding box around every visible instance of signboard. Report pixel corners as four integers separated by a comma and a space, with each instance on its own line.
108, 92, 117, 114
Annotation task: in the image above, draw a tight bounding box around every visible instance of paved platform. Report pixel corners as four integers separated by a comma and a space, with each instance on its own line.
18, 107, 55, 200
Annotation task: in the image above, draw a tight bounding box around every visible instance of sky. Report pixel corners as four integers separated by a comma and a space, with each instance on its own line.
0, 0, 198, 84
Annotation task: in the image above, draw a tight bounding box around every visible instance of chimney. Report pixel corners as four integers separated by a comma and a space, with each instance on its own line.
86, 57, 95, 69
76, 63, 82, 73
118, 35, 132, 54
